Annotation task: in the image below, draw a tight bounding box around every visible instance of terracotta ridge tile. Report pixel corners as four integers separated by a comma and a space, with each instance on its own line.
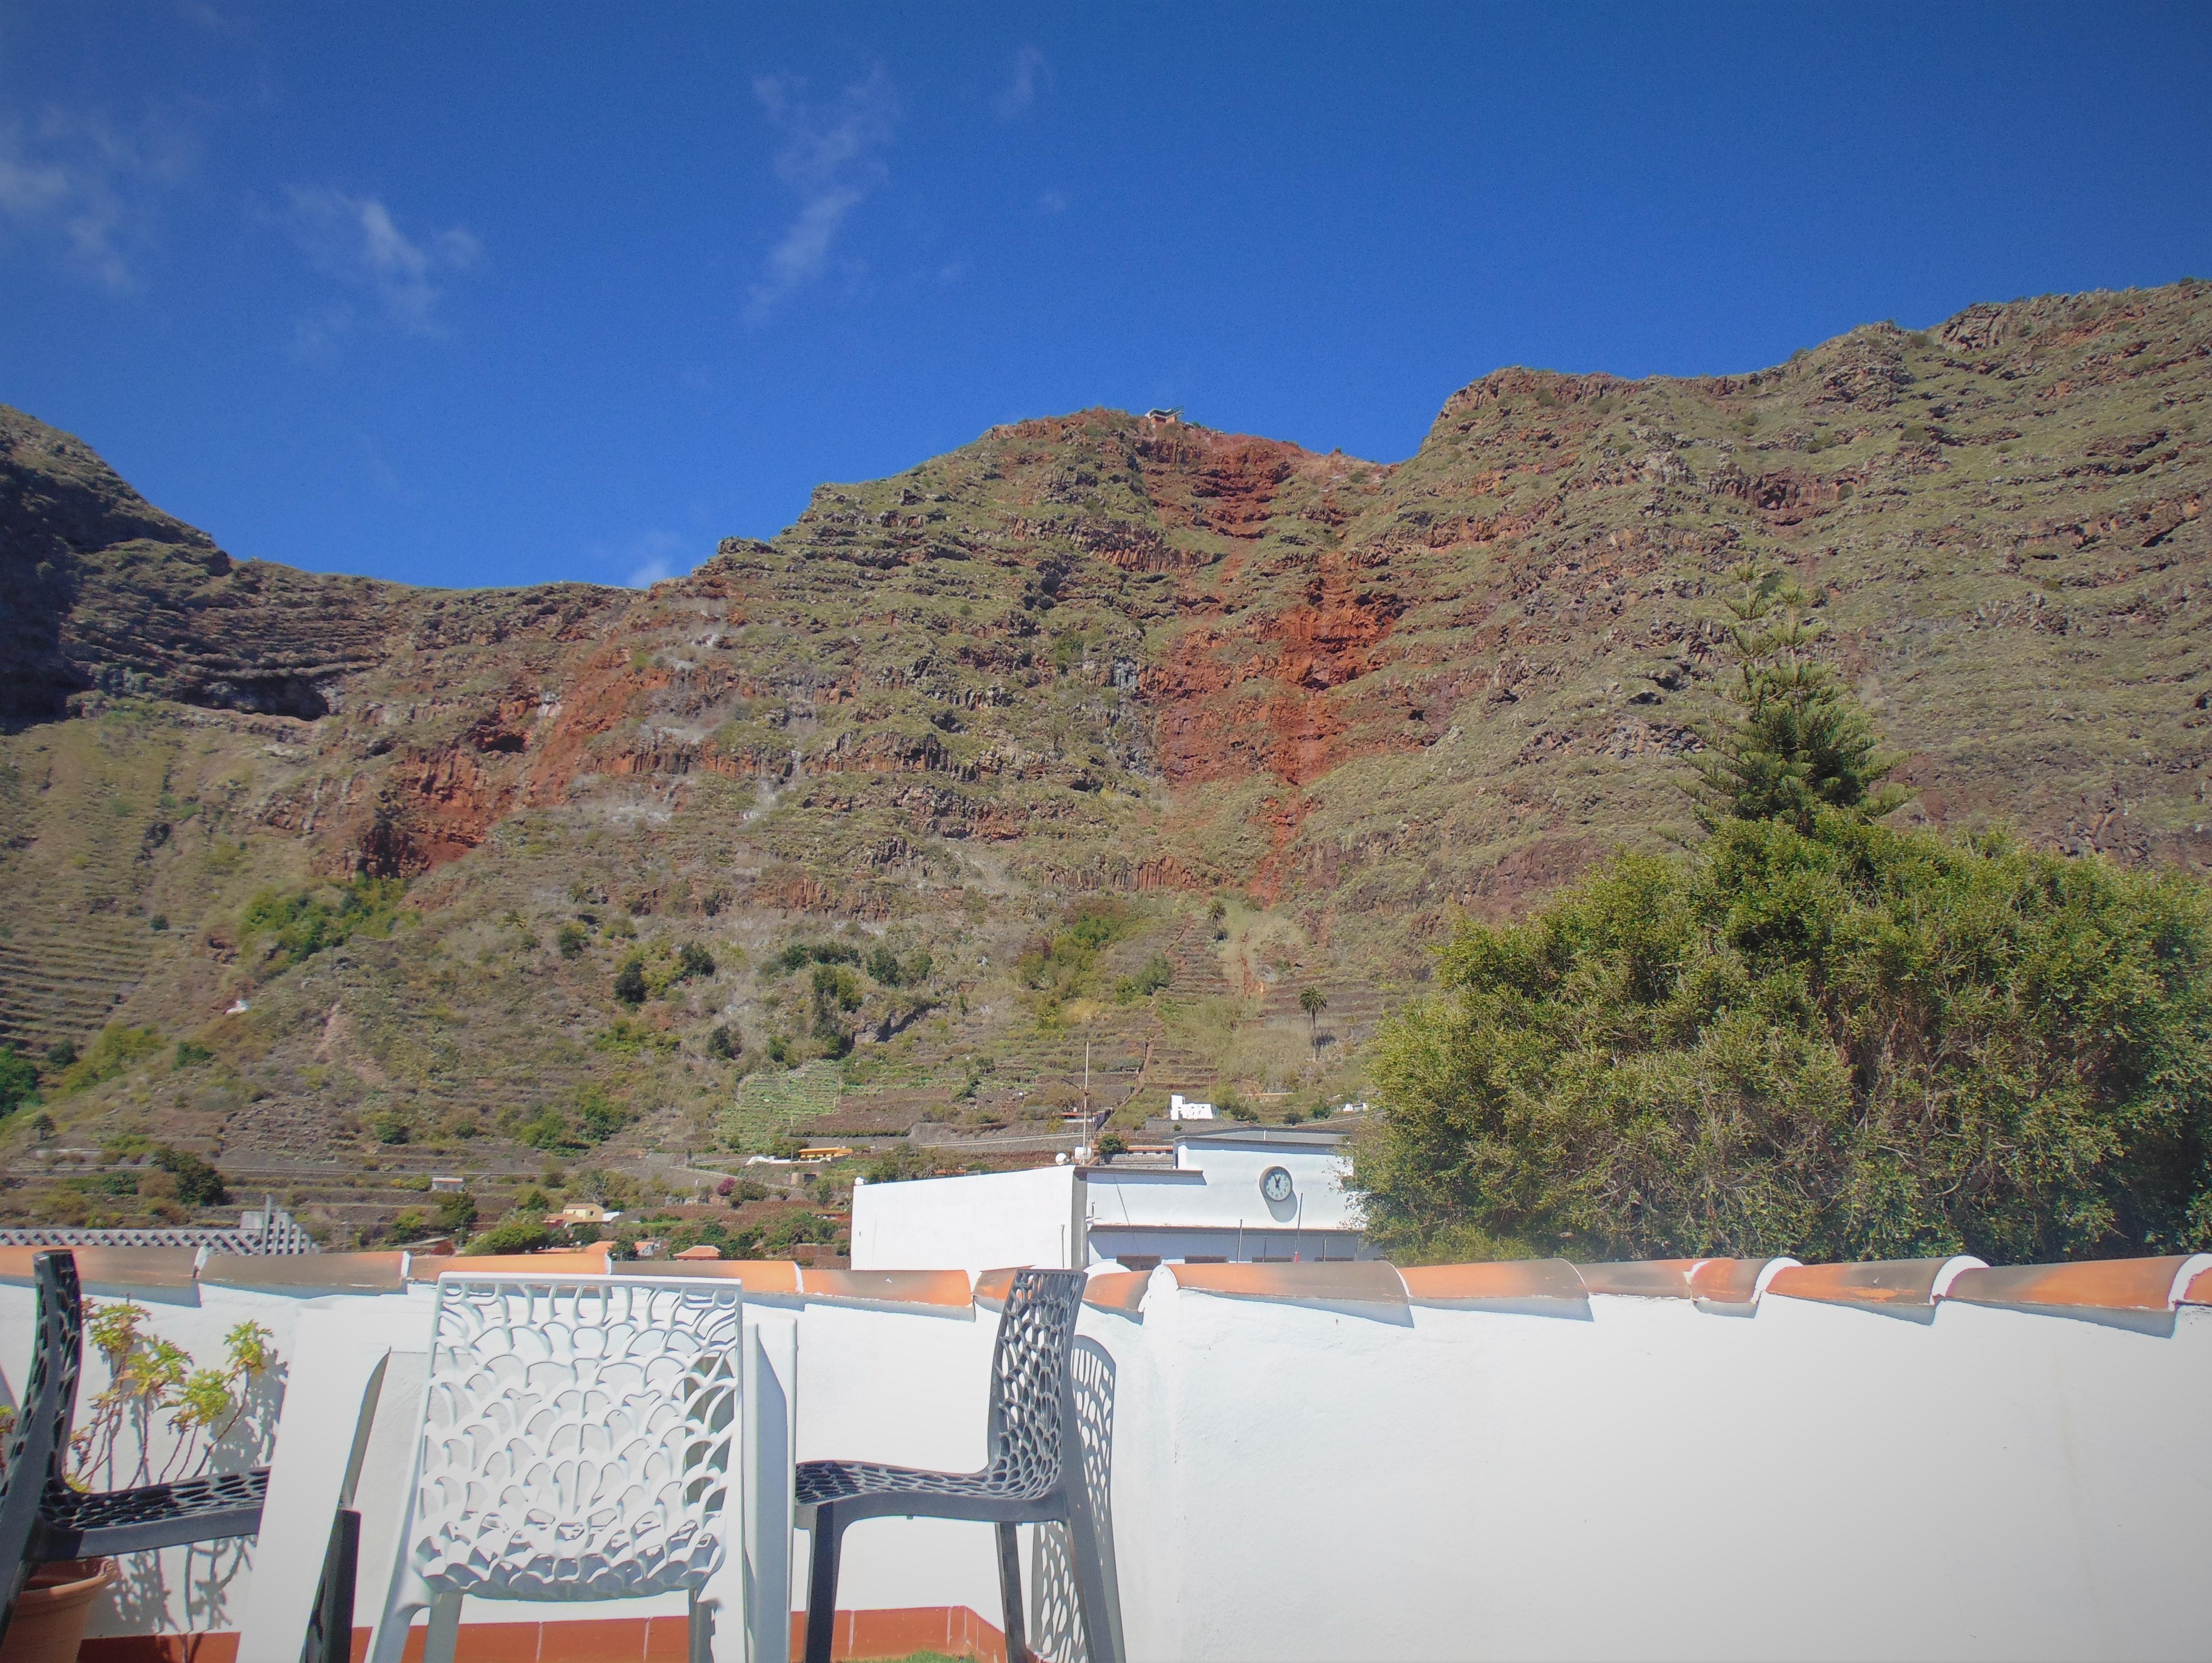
1764, 1256, 1985, 1308
1167, 1259, 1409, 1304
1944, 1253, 2212, 1313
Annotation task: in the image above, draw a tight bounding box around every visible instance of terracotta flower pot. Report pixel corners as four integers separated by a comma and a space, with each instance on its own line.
0, 1559, 115, 1663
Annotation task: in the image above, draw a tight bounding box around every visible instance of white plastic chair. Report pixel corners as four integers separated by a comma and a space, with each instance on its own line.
366, 1273, 744, 1663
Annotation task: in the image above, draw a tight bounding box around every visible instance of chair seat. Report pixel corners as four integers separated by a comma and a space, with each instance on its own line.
38, 1466, 269, 1554
796, 1458, 1046, 1509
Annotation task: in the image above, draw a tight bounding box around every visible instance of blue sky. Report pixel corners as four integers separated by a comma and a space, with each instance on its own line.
2, 4, 2207, 591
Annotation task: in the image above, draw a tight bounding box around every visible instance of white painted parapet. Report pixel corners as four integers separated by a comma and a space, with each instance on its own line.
0, 1247, 2206, 1662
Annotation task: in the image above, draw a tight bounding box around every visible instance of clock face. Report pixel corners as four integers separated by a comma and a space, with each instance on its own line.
1261, 1166, 1294, 1204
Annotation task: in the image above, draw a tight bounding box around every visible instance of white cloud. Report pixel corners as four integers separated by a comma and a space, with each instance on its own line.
744, 67, 898, 324
284, 186, 480, 340
0, 108, 191, 291
599, 530, 689, 590
995, 47, 1050, 118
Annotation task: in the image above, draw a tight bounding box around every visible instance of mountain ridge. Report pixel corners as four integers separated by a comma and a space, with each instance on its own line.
1, 279, 2206, 1242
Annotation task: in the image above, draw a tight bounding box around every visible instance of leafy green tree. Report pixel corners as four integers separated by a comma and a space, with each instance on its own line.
677, 942, 716, 980
1356, 815, 2212, 1265
1095, 1131, 1128, 1159
463, 1221, 555, 1256
1692, 564, 1907, 834
556, 922, 589, 958
706, 1024, 741, 1060
434, 1189, 479, 1235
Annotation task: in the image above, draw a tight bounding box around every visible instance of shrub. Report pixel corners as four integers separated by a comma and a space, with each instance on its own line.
173, 1041, 214, 1069
372, 1112, 411, 1145
612, 957, 649, 1006
867, 946, 902, 985
1115, 955, 1174, 1003
556, 922, 589, 958
592, 1016, 675, 1056
1095, 1132, 1128, 1158
463, 1221, 555, 1256
0, 1048, 37, 1115
390, 1208, 428, 1239
677, 942, 717, 980
152, 1146, 230, 1208
44, 1040, 77, 1072
706, 1024, 741, 1060
577, 1088, 628, 1142
1357, 815, 2212, 1265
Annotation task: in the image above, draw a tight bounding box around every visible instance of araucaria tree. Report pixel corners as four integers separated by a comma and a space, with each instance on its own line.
1354, 571, 2212, 1266
1692, 564, 1906, 833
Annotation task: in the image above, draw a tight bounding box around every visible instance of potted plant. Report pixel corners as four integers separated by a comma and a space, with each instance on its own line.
0, 1559, 117, 1663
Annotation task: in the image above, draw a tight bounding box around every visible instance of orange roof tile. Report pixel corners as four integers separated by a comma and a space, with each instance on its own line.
1573, 1259, 1700, 1298
1398, 1259, 1586, 1304
1168, 1260, 1409, 1304
201, 1252, 407, 1293
615, 1257, 802, 1292
1764, 1256, 1983, 1308
799, 1267, 974, 1308
1081, 1270, 1152, 1315
421, 1244, 615, 1280
1945, 1254, 2212, 1313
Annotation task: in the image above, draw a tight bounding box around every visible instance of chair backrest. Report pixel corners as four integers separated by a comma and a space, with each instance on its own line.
0, 1252, 82, 1630
404, 1274, 742, 1599
983, 1268, 1085, 1498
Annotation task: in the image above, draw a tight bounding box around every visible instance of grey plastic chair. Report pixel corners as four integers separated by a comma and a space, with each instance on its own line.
794, 1266, 1115, 1663
0, 1250, 349, 1658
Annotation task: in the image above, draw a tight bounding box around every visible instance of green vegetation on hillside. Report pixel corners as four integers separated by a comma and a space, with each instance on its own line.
240, 877, 410, 976
0, 1048, 37, 1115
1020, 900, 1138, 1017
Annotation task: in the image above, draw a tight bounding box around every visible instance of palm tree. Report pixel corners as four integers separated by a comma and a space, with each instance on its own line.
1298, 987, 1328, 1051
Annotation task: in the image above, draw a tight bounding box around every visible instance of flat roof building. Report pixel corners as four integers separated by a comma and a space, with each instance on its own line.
851, 1123, 1373, 1270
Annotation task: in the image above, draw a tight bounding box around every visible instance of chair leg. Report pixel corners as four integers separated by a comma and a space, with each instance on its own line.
310, 1510, 361, 1663
1063, 1493, 1119, 1663
997, 1522, 1029, 1663
423, 1590, 463, 1663
687, 1591, 711, 1663
802, 1507, 842, 1663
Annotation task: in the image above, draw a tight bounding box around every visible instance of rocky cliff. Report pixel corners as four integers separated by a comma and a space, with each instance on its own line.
2, 280, 2206, 1240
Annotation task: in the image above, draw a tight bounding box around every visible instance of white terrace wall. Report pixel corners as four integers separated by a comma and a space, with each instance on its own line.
0, 1256, 2205, 1661
851, 1164, 1084, 1270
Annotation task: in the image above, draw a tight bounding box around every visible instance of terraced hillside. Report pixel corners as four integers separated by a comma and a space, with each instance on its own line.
1, 281, 2207, 1242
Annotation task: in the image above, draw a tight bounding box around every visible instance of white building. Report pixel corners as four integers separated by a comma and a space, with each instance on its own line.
850, 1124, 1374, 1270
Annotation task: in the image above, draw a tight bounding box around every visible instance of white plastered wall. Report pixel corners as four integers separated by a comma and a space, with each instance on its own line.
850, 1165, 1082, 1270
3, 1270, 2208, 1661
